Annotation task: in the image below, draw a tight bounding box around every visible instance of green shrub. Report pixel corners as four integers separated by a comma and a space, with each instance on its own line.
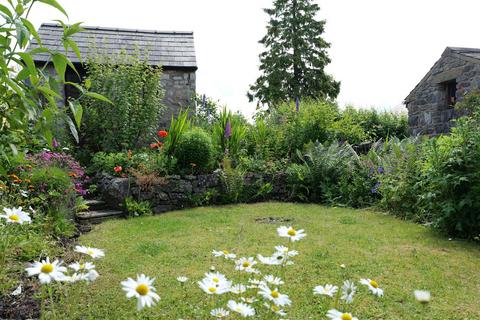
218, 167, 245, 204
125, 197, 153, 217
30, 166, 75, 207
285, 163, 311, 201
174, 128, 214, 173
90, 152, 130, 175
81, 50, 165, 152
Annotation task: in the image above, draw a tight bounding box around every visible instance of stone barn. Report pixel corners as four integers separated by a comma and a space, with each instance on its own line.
29, 23, 197, 125
405, 47, 480, 135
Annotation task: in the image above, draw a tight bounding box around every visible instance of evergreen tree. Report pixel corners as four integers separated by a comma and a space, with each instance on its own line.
248, 0, 340, 107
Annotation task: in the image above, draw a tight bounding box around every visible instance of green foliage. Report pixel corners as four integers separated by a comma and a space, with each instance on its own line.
164, 109, 191, 157
212, 107, 247, 161
218, 167, 245, 204
285, 163, 311, 201
174, 128, 214, 173
90, 151, 130, 175
81, 50, 165, 152
193, 94, 220, 129
125, 196, 152, 218
0, 1, 107, 173
248, 0, 340, 107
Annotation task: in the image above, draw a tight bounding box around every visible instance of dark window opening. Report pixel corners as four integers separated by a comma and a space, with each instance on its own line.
444, 79, 457, 108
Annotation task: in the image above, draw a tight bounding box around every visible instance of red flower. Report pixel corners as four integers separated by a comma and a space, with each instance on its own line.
157, 130, 168, 138
114, 166, 122, 173
150, 143, 158, 149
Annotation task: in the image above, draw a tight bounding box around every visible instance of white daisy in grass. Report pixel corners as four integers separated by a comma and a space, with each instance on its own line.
360, 278, 384, 297
25, 257, 67, 284
205, 272, 230, 287
69, 262, 95, 272
64, 272, 89, 283
212, 250, 237, 260
1, 207, 31, 224
86, 269, 99, 282
121, 274, 160, 311
274, 245, 299, 257
341, 280, 356, 304
235, 257, 259, 274
177, 276, 188, 283
210, 308, 230, 318
240, 296, 258, 304
263, 302, 287, 316
198, 277, 230, 295
276, 226, 306, 242
264, 275, 284, 286
230, 284, 247, 294
326, 309, 358, 320
414, 290, 431, 303
257, 254, 280, 266
271, 251, 295, 265
227, 300, 255, 317
74, 245, 105, 259
247, 278, 265, 289
313, 284, 338, 297
258, 284, 291, 307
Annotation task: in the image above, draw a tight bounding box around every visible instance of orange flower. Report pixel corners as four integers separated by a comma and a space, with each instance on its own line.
157, 130, 168, 138
68, 172, 78, 178
28, 185, 35, 190
24, 179, 31, 183
114, 166, 122, 173
8, 174, 19, 180
13, 179, 22, 184
0, 184, 6, 189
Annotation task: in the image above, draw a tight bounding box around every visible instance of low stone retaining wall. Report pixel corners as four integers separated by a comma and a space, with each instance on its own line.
96, 172, 288, 214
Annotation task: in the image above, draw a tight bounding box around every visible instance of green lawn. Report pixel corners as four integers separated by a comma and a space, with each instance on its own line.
55, 203, 480, 319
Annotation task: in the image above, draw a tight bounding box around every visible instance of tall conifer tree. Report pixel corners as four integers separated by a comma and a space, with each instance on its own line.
248, 0, 340, 107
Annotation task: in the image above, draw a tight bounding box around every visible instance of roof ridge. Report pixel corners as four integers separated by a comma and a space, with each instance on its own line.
40, 23, 194, 35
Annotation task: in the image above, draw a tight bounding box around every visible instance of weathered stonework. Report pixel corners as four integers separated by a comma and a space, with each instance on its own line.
405, 47, 480, 135
160, 69, 196, 126
96, 172, 289, 214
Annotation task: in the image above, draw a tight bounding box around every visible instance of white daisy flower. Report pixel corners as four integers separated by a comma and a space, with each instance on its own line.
263, 302, 287, 316
235, 257, 259, 273
74, 245, 105, 259
1, 207, 31, 224
64, 273, 89, 283
313, 284, 338, 297
121, 274, 160, 311
177, 276, 188, 283
205, 272, 230, 286
25, 257, 67, 284
20, 190, 29, 198
326, 309, 358, 320
240, 296, 258, 304
274, 245, 299, 257
263, 275, 284, 286
257, 254, 280, 265
258, 284, 291, 307
69, 262, 95, 272
247, 278, 265, 289
198, 276, 230, 295
210, 308, 230, 318
227, 300, 255, 317
341, 280, 356, 304
212, 250, 237, 260
360, 278, 384, 297
276, 226, 306, 242
230, 284, 247, 294
414, 290, 431, 303
86, 269, 99, 282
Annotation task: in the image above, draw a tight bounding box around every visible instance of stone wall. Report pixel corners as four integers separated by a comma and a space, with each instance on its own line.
406, 52, 480, 135
160, 69, 196, 127
96, 172, 288, 214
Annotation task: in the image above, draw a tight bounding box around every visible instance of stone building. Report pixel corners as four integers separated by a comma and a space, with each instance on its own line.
405, 47, 480, 135
28, 23, 197, 125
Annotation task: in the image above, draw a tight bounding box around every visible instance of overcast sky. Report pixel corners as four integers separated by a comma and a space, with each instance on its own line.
27, 0, 480, 118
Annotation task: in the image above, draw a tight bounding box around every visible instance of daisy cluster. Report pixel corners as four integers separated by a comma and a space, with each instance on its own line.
25, 245, 104, 285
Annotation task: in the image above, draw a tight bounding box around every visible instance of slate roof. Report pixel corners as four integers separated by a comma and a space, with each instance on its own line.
28, 23, 197, 69
448, 47, 480, 61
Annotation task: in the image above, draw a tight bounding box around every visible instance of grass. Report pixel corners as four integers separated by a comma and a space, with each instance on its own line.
54, 202, 480, 319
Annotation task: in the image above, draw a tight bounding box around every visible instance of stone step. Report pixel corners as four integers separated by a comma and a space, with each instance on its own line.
84, 199, 108, 211
76, 209, 124, 224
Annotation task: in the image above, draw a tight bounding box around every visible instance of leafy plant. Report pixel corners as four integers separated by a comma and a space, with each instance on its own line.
212, 107, 247, 162
125, 196, 152, 217
163, 109, 191, 157
174, 127, 214, 173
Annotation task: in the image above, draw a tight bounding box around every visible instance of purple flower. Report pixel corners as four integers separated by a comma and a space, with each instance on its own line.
295, 97, 300, 112
377, 166, 384, 174
224, 120, 231, 139
52, 138, 59, 148
371, 181, 381, 194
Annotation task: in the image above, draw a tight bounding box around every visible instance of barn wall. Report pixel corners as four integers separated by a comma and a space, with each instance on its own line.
406, 55, 480, 135
160, 69, 196, 127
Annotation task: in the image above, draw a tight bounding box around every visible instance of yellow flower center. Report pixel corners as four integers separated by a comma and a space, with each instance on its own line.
370, 280, 379, 288
271, 290, 280, 298
242, 261, 250, 268
272, 305, 280, 312
287, 229, 296, 236
9, 215, 19, 222
341, 314, 353, 320
212, 277, 219, 283
87, 249, 95, 255
208, 287, 217, 293
41, 264, 54, 273
135, 284, 149, 296
222, 250, 229, 254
